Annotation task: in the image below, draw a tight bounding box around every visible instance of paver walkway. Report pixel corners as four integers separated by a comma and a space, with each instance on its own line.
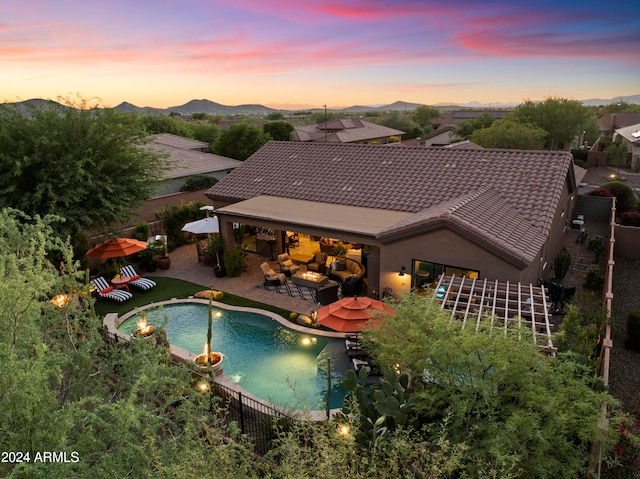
149, 243, 318, 316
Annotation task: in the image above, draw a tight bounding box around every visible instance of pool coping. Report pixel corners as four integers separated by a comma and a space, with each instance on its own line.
103, 297, 350, 421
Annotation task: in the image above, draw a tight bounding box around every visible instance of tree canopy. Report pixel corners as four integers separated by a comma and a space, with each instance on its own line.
470, 119, 547, 149
212, 122, 272, 160
263, 120, 295, 141
454, 112, 498, 140
509, 97, 599, 150
411, 105, 441, 129
0, 98, 169, 240
358, 293, 612, 478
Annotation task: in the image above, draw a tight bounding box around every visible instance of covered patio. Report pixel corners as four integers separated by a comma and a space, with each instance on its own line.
434, 274, 556, 355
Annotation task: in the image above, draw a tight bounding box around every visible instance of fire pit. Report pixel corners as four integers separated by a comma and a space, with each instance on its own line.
194, 345, 224, 375
132, 317, 156, 338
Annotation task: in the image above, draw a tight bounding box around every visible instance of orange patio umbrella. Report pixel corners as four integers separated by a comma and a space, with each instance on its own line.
85, 238, 148, 259
317, 296, 394, 333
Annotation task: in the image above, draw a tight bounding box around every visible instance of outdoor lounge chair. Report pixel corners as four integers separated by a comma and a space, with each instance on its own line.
260, 262, 286, 286
120, 264, 157, 291
91, 276, 132, 302
352, 358, 371, 374
277, 253, 301, 276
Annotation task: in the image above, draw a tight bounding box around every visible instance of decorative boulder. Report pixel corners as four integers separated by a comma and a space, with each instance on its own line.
297, 315, 313, 326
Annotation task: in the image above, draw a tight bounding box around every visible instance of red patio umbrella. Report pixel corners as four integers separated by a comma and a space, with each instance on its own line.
317, 296, 394, 333
85, 238, 148, 259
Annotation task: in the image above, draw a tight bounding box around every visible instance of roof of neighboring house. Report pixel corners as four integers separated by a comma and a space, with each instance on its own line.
150, 133, 209, 150
614, 122, 640, 145
445, 140, 484, 149
597, 113, 640, 133
206, 142, 575, 266
145, 143, 244, 179
293, 118, 405, 143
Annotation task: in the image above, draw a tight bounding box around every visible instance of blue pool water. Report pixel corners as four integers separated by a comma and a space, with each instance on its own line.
118, 303, 348, 410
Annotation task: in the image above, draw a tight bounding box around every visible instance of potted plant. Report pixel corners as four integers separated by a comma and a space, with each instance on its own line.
138, 246, 158, 272
208, 236, 225, 278
155, 237, 171, 270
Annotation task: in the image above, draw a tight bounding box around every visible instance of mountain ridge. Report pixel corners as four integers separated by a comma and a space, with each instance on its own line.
5, 94, 639, 116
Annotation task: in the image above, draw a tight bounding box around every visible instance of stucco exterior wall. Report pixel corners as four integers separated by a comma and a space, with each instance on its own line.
379, 228, 542, 297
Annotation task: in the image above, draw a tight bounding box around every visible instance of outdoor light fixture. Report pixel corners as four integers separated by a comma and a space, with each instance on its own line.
399, 266, 406, 277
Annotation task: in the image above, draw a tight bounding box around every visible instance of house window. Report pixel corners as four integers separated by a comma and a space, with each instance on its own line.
411, 260, 479, 289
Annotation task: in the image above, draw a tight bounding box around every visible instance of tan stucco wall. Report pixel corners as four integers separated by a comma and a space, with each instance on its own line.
379, 228, 543, 297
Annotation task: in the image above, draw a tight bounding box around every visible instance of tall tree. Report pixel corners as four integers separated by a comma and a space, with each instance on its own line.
509, 97, 599, 150
212, 122, 272, 160
263, 120, 295, 141
0, 98, 169, 240
411, 105, 441, 129
470, 119, 547, 149
454, 112, 498, 140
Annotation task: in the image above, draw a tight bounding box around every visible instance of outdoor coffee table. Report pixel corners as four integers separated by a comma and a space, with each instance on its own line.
291, 271, 329, 289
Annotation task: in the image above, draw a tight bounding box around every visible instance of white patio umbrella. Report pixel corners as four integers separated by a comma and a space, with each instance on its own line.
181, 216, 220, 235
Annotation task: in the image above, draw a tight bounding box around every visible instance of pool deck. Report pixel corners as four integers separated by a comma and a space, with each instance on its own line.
148, 243, 321, 317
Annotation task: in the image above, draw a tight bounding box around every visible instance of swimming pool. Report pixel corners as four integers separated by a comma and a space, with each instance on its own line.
117, 302, 349, 410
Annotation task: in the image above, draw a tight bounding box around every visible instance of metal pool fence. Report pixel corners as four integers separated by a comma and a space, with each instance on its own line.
103, 329, 296, 456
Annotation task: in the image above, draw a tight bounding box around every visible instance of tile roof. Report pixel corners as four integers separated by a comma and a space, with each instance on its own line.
293, 118, 405, 143
377, 188, 546, 267
206, 141, 574, 262
144, 143, 244, 179
615, 122, 640, 145
150, 133, 209, 150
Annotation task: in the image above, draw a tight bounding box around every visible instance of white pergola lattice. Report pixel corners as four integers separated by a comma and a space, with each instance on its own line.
434, 275, 556, 355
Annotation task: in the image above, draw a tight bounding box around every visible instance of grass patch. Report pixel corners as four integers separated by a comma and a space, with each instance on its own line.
93, 276, 293, 321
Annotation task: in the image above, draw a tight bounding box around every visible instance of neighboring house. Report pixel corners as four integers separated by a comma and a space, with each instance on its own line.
422, 125, 459, 146
145, 134, 244, 197
205, 141, 580, 296
433, 110, 510, 129
596, 113, 640, 135
613, 122, 640, 170
292, 118, 405, 144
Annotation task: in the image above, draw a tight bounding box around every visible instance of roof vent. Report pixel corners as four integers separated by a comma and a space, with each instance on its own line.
292, 180, 303, 186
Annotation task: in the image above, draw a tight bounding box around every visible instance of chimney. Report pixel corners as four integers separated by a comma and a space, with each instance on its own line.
610, 113, 617, 133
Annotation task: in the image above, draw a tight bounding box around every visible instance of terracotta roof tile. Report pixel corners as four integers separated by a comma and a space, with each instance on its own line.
206, 141, 573, 240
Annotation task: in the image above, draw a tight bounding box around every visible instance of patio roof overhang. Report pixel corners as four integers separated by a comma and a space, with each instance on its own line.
216, 195, 412, 240
434, 275, 556, 355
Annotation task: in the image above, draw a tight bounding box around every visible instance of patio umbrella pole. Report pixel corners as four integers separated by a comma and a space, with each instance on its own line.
326, 358, 331, 420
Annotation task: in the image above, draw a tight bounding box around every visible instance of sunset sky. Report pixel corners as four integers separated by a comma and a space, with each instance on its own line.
1, 0, 639, 110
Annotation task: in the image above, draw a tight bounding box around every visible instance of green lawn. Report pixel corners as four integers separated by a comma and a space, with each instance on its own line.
93, 276, 293, 320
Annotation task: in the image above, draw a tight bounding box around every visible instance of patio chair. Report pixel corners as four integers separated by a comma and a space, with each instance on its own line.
277, 253, 301, 277
308, 252, 328, 274
120, 264, 157, 291
352, 358, 371, 374
260, 262, 286, 286
90, 276, 132, 302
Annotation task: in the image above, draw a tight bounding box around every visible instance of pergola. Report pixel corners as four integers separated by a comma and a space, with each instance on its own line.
434, 275, 556, 355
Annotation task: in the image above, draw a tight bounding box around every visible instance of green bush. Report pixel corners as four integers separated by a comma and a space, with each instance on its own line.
584, 264, 605, 290
180, 174, 218, 192
552, 246, 571, 279
133, 221, 150, 241
600, 181, 636, 213
587, 235, 605, 261
626, 311, 640, 351
155, 201, 205, 249
223, 248, 246, 277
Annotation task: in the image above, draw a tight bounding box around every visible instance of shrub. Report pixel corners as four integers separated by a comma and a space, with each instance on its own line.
223, 248, 246, 277
620, 211, 640, 227
626, 311, 640, 351
552, 247, 572, 279
588, 187, 613, 197
600, 181, 636, 213
584, 264, 605, 290
180, 174, 218, 192
133, 221, 150, 241
587, 235, 605, 261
